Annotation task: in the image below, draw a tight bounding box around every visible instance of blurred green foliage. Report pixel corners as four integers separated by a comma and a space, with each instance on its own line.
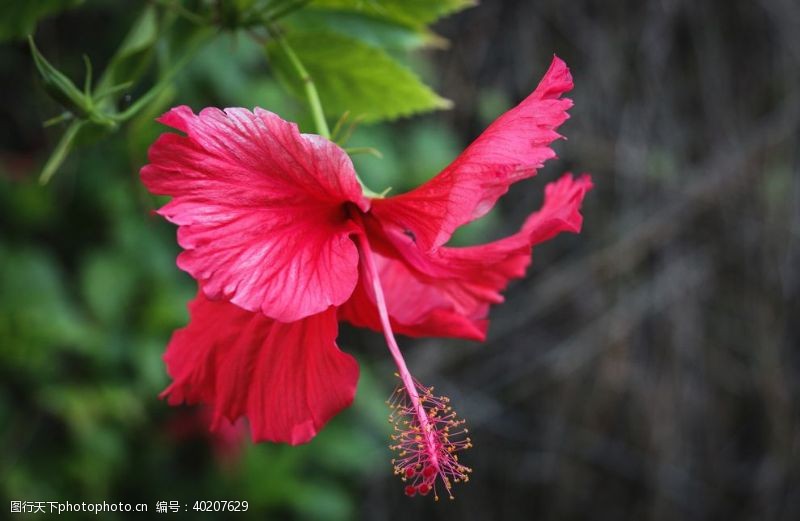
0, 0, 485, 518
0, 0, 84, 42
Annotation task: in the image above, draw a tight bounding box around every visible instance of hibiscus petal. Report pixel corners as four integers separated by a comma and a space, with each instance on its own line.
345, 173, 592, 340
141, 106, 369, 322
161, 292, 359, 445
371, 56, 573, 250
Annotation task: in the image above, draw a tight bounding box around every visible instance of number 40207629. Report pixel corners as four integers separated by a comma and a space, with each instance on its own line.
192, 500, 248, 512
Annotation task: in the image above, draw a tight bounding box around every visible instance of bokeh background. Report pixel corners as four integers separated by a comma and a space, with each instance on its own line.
1, 0, 798, 520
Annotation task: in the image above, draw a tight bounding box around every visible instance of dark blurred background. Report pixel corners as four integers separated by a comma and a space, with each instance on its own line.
1, 0, 798, 520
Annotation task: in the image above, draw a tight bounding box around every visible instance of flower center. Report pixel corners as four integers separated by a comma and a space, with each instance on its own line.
355, 232, 472, 500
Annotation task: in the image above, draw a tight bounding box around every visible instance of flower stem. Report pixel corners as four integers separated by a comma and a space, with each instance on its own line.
39, 120, 85, 185
271, 28, 330, 139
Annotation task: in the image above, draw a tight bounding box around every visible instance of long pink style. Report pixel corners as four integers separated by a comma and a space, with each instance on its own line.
357, 234, 440, 462
357, 232, 472, 500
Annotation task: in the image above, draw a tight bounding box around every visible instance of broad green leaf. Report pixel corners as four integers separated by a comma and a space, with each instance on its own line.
266, 31, 451, 123
311, 0, 474, 28
0, 0, 83, 42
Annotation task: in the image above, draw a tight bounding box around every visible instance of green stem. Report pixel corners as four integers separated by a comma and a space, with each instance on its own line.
39, 120, 85, 185
271, 28, 330, 139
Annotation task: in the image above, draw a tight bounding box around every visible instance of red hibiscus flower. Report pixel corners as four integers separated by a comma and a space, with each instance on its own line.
141, 56, 591, 500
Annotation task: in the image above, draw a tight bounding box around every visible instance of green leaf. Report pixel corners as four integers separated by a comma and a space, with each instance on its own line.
311, 0, 474, 28
266, 31, 450, 123
0, 0, 83, 41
